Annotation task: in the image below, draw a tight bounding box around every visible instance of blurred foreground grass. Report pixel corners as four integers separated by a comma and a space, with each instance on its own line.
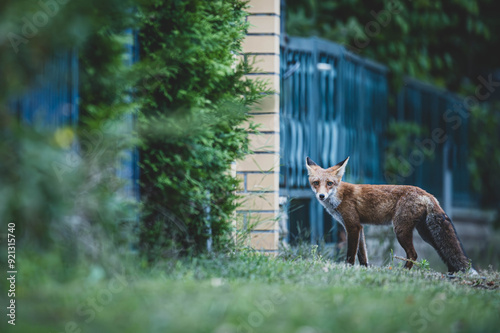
4, 252, 499, 333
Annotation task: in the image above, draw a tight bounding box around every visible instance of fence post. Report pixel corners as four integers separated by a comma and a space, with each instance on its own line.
397, 88, 405, 121
443, 141, 453, 217
308, 38, 324, 245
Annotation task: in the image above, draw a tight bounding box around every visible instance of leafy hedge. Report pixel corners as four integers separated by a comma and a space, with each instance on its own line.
136, 0, 267, 258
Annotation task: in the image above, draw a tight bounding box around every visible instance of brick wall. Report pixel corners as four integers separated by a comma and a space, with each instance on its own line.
237, 0, 281, 253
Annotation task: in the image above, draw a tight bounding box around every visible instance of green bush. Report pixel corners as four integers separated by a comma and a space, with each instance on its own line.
0, 121, 137, 281
136, 0, 268, 259
0, 0, 139, 279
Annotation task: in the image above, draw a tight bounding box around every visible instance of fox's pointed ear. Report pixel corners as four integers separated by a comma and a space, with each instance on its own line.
306, 157, 318, 167
306, 156, 319, 174
334, 156, 349, 178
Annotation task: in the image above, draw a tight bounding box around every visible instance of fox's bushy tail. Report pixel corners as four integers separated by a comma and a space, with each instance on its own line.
416, 204, 471, 273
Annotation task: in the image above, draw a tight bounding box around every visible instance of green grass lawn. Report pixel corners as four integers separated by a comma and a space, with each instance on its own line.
5, 252, 500, 333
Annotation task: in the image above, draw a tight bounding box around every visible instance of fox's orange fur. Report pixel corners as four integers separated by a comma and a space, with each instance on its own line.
306, 156, 475, 274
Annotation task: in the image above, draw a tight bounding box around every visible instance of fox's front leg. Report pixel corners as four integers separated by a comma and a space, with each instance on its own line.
345, 223, 362, 265
357, 227, 368, 266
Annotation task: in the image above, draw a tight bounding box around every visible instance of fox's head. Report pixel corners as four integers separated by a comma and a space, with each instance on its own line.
306, 156, 349, 201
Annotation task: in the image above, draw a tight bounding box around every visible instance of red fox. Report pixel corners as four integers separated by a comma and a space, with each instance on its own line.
306, 156, 477, 274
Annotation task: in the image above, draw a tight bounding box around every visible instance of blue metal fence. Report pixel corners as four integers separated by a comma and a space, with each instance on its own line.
395, 79, 472, 206
9, 50, 79, 128
8, 38, 140, 204
280, 36, 475, 245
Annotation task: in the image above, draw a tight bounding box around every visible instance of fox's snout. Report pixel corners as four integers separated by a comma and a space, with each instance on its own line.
318, 193, 326, 201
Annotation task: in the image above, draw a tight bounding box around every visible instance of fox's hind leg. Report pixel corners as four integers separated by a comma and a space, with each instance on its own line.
392, 216, 419, 269
416, 212, 471, 273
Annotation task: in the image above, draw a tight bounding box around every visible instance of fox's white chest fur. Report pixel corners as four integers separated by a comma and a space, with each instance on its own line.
320, 190, 345, 228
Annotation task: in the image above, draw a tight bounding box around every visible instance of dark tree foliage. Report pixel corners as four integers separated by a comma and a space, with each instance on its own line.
286, 0, 500, 91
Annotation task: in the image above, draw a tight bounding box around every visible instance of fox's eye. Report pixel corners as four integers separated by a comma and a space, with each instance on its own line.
327, 181, 334, 186
312, 181, 319, 186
